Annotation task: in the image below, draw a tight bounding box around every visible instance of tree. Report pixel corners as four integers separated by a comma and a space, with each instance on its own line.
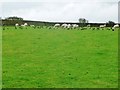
79, 18, 89, 27
106, 21, 115, 27
5, 16, 23, 21
79, 18, 89, 23
4, 16, 23, 26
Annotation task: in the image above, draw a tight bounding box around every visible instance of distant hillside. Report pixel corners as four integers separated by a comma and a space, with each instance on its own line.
1, 19, 120, 27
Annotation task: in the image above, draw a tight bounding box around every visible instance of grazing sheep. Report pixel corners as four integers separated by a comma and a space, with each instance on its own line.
81, 27, 85, 30
20, 23, 28, 29
30, 25, 35, 27
100, 24, 106, 28
15, 23, 19, 29
112, 24, 119, 31
99, 24, 106, 30
30, 25, 35, 29
61, 23, 68, 28
53, 24, 60, 28
72, 24, 79, 29
113, 24, 119, 28
87, 24, 91, 30
24, 23, 28, 26
67, 24, 71, 29
20, 24, 26, 29
36, 26, 40, 29
15, 23, 19, 26
48, 26, 52, 29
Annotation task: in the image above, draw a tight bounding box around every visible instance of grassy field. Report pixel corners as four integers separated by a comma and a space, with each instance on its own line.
2, 27, 118, 88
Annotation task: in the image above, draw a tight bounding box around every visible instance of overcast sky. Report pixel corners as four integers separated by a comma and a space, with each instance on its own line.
1, 0, 120, 23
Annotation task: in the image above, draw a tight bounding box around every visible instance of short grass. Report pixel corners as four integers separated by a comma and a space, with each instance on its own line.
2, 27, 118, 88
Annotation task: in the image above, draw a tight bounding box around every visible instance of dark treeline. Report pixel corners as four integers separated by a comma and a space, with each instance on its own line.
1, 19, 120, 27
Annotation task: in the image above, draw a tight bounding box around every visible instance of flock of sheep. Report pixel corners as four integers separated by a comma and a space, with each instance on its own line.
53, 23, 119, 30
13, 23, 120, 31
53, 23, 79, 29
15, 23, 28, 29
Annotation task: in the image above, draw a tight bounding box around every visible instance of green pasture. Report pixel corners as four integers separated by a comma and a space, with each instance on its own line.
2, 26, 118, 88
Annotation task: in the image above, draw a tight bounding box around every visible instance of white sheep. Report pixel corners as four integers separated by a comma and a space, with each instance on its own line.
112, 24, 119, 31
61, 23, 68, 28
72, 24, 79, 29
15, 23, 19, 27
15, 23, 19, 29
21, 24, 25, 27
100, 24, 106, 28
20, 23, 28, 29
30, 25, 35, 28
67, 24, 71, 29
24, 23, 28, 26
53, 24, 60, 28
20, 24, 27, 29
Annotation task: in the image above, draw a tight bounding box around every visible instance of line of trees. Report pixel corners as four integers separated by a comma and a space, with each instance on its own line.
2, 16, 24, 26
5, 16, 23, 21
78, 18, 116, 27
2, 16, 117, 27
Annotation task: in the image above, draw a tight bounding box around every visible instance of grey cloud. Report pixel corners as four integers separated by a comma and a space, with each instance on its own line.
1, 0, 119, 23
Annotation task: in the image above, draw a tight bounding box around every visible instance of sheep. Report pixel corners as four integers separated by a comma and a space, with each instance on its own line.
15, 23, 19, 29
48, 26, 52, 29
19, 23, 28, 29
99, 24, 106, 30
100, 24, 106, 28
112, 24, 119, 31
61, 23, 68, 28
24, 23, 28, 26
15, 23, 19, 27
30, 25, 35, 29
53, 24, 60, 28
67, 24, 72, 29
72, 24, 79, 29
76, 24, 79, 27
20, 24, 26, 29
87, 24, 91, 29
113, 24, 119, 28
36, 26, 41, 29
